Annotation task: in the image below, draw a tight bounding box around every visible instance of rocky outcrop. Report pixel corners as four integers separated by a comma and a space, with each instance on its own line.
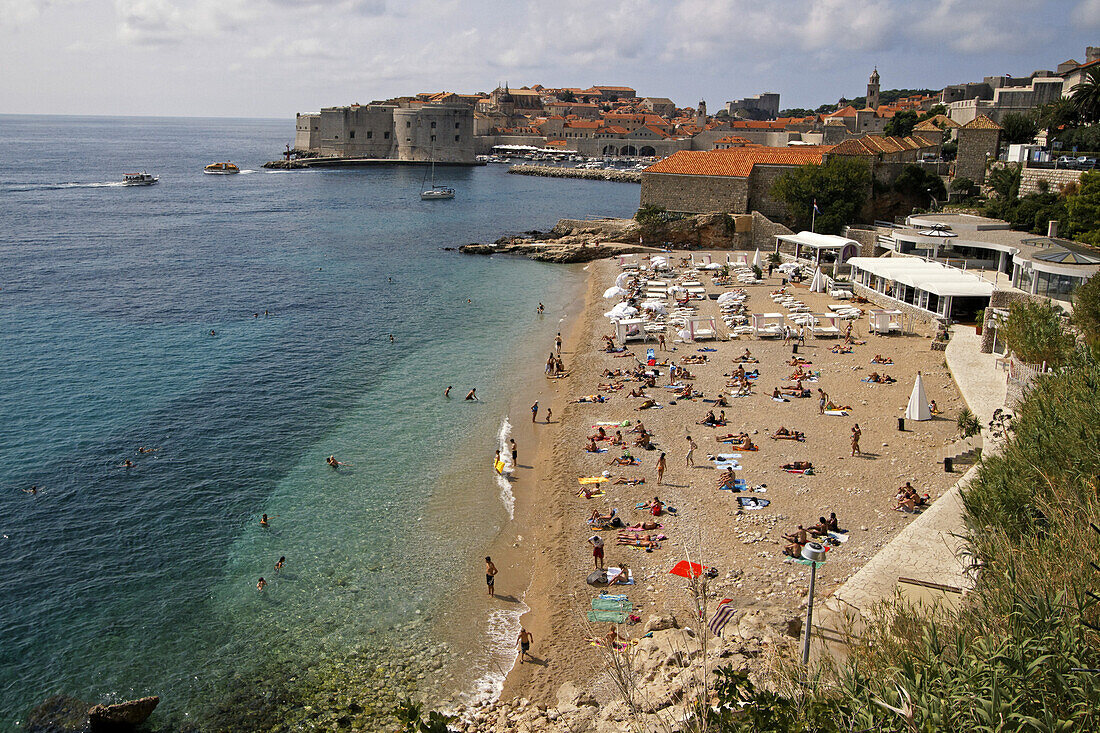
449, 609, 793, 733
459, 240, 651, 263
88, 697, 159, 730
24, 694, 90, 733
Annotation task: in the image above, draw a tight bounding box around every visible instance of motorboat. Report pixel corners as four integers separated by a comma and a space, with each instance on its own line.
122, 172, 158, 186
204, 162, 240, 175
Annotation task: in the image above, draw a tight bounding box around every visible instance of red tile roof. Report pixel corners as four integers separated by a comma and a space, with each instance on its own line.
645, 146, 834, 177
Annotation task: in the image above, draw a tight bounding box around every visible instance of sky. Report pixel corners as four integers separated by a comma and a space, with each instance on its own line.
2, 0, 1099, 119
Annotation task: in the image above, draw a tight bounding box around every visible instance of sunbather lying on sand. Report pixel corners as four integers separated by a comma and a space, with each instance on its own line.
613, 476, 645, 485
871, 354, 893, 364
609, 452, 639, 466
677, 384, 700, 399
616, 536, 661, 548
625, 520, 660, 530
717, 433, 755, 450
578, 486, 603, 499
636, 399, 659, 410
574, 395, 607, 403
789, 357, 811, 366
589, 508, 617, 525
831, 345, 854, 354
628, 387, 647, 398
598, 383, 624, 392
782, 461, 814, 471
825, 402, 854, 412
738, 349, 758, 363
680, 354, 707, 364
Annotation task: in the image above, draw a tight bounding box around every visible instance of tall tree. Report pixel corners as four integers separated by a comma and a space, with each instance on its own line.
1000, 112, 1040, 145
883, 110, 918, 137
1071, 67, 1100, 124
770, 157, 871, 234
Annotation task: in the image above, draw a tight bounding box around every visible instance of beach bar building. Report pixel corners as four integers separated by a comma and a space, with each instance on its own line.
775, 232, 861, 275
847, 256, 994, 321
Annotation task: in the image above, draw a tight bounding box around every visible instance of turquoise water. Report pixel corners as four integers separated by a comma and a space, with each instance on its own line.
0, 115, 639, 729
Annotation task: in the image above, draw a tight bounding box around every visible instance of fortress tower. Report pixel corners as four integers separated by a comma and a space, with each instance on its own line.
696, 100, 707, 127
867, 68, 880, 110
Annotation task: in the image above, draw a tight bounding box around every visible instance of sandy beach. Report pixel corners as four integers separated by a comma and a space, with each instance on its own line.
492, 253, 966, 707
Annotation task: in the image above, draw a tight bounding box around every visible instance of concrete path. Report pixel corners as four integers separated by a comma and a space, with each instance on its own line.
811, 325, 1006, 652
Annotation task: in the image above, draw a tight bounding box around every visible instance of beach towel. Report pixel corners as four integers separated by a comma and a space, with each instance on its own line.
587, 610, 628, 623
621, 524, 662, 532
772, 397, 789, 403
597, 593, 629, 602
592, 597, 633, 612
593, 421, 631, 427
824, 410, 849, 416
606, 567, 634, 585
711, 453, 743, 461
586, 448, 609, 453
708, 600, 737, 637
783, 467, 814, 475
579, 490, 604, 499
828, 531, 849, 544
697, 348, 717, 352
737, 497, 770, 509
579, 476, 610, 484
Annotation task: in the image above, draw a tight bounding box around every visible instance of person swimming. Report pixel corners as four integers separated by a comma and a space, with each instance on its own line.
465, 389, 479, 401
260, 514, 269, 527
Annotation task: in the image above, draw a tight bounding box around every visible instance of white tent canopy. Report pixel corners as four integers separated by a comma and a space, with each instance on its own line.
615, 318, 648, 343
685, 315, 718, 341
905, 373, 932, 421
847, 257, 995, 297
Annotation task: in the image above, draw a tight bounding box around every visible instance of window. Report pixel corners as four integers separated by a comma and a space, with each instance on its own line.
455, 135, 460, 142
430, 134, 436, 142
384, 131, 390, 139
430, 121, 436, 129
366, 131, 372, 139
455, 122, 460, 129
349, 130, 355, 139
406, 121, 411, 128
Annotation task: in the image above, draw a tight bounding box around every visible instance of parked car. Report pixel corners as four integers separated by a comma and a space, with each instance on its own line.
1077, 156, 1098, 169
1057, 155, 1077, 167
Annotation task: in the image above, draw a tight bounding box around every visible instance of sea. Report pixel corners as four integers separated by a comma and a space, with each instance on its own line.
0, 115, 640, 730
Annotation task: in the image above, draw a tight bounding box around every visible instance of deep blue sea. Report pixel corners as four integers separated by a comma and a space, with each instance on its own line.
0, 115, 639, 730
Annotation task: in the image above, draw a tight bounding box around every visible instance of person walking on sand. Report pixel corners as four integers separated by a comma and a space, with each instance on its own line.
658, 333, 666, 351
485, 556, 498, 597
851, 423, 862, 457
531, 401, 539, 422
545, 407, 552, 423
818, 388, 828, 415
518, 627, 533, 663
588, 533, 605, 570
655, 452, 666, 485
685, 435, 697, 467
555, 332, 562, 354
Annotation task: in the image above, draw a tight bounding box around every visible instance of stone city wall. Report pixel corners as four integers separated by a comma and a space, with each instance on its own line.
640, 172, 748, 214
1019, 166, 1084, 196
843, 226, 881, 256
751, 211, 793, 251
747, 164, 795, 220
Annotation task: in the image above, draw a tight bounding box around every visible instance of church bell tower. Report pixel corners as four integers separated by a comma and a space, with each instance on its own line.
696, 100, 707, 127
867, 68, 880, 110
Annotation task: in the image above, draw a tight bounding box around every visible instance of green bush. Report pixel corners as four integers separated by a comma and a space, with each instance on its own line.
1001, 300, 1074, 367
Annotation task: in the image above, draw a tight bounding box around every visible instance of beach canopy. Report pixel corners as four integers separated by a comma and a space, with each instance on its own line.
752, 249, 762, 268
669, 560, 707, 579
906, 373, 932, 421
809, 267, 826, 293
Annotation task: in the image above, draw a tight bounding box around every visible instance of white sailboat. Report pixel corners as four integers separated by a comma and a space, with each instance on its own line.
420, 147, 455, 200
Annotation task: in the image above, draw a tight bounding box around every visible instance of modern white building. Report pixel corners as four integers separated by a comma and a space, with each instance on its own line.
846, 256, 995, 321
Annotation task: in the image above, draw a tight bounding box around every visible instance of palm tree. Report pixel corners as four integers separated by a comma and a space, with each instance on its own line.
1070, 67, 1100, 123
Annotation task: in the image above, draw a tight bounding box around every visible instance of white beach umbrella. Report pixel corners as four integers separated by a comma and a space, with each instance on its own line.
603, 285, 627, 299
702, 262, 723, 270
809, 267, 826, 293
678, 328, 691, 340
716, 292, 739, 305
905, 373, 932, 421
615, 272, 631, 288
752, 249, 762, 268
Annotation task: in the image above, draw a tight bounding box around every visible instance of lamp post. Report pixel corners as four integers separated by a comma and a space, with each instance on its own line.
801, 541, 827, 667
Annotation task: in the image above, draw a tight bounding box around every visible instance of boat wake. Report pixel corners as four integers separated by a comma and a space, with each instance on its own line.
4, 181, 127, 192
496, 417, 515, 519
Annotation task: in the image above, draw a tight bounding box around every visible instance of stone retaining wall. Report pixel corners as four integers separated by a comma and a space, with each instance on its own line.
1019, 166, 1084, 196
509, 164, 641, 183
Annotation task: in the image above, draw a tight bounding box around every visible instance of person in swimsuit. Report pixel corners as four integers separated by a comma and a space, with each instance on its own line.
466, 389, 479, 401
274, 556, 285, 573
510, 438, 518, 465
260, 514, 269, 527
257, 577, 267, 592
444, 386, 452, 398
485, 556, 497, 597
531, 401, 539, 422
518, 628, 533, 663
588, 534, 605, 570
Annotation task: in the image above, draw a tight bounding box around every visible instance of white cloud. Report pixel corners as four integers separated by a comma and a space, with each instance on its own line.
1074, 0, 1100, 26
115, 0, 186, 44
